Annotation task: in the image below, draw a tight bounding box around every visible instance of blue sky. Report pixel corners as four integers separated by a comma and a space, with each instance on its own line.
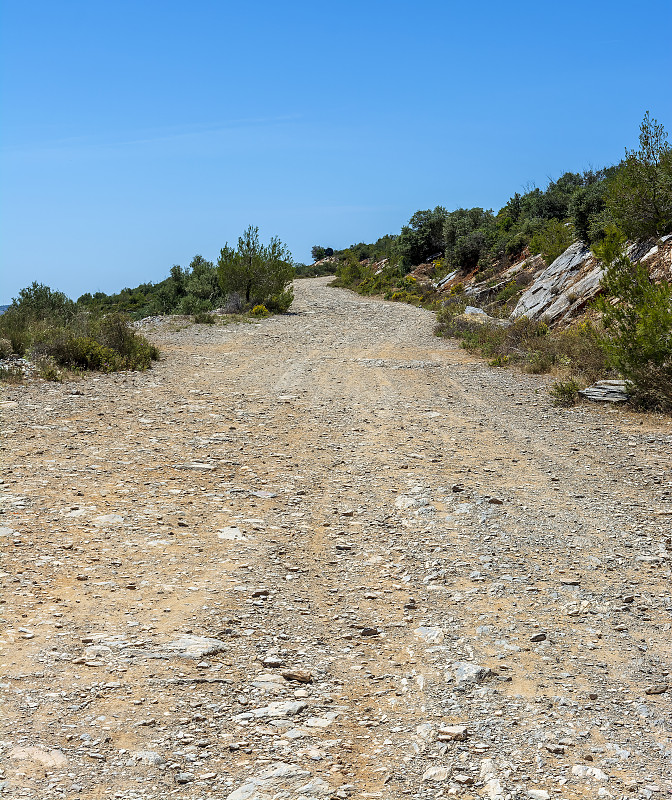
1, 0, 671, 303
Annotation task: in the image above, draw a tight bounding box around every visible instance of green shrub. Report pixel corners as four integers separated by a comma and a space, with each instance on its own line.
436, 311, 607, 383
550, 378, 580, 406
265, 287, 294, 313
0, 287, 160, 375
0, 338, 12, 357
0, 364, 23, 384
43, 335, 121, 372
36, 358, 63, 382
529, 219, 575, 265
594, 229, 672, 412
194, 312, 216, 324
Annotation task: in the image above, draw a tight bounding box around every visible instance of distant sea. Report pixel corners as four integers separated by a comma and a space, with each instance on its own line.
0, 305, 9, 315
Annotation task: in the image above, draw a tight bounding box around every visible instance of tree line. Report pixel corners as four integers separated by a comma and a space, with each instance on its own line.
314, 112, 672, 276
77, 225, 294, 318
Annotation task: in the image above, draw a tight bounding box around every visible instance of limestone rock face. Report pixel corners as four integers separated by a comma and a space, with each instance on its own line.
510, 234, 672, 325
511, 242, 599, 323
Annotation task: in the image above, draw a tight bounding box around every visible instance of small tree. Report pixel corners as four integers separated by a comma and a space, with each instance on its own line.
594, 228, 672, 411
529, 219, 575, 265
217, 225, 294, 311
311, 245, 326, 261
606, 112, 672, 239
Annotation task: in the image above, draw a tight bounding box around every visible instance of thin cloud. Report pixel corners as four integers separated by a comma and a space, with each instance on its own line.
0, 114, 303, 160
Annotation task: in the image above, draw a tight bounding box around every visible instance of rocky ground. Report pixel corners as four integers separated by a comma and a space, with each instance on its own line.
1, 277, 671, 800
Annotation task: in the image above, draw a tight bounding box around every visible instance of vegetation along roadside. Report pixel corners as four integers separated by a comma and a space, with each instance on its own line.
0, 226, 294, 381
324, 113, 672, 413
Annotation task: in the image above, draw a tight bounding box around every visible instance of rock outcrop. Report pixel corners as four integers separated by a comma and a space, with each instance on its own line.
511, 242, 600, 323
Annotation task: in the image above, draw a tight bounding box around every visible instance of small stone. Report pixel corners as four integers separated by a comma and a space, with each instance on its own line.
527, 790, 551, 800
545, 743, 565, 754
438, 724, 468, 741
360, 627, 380, 637
176, 772, 195, 783
282, 668, 313, 683
452, 661, 491, 687
415, 626, 445, 644
453, 773, 474, 785
133, 750, 165, 766
488, 497, 504, 505
159, 635, 227, 659
572, 764, 608, 781
645, 684, 668, 695
93, 513, 124, 526
217, 527, 246, 541
422, 766, 451, 781
530, 632, 547, 642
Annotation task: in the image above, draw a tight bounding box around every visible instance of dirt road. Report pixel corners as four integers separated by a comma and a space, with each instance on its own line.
1, 277, 671, 799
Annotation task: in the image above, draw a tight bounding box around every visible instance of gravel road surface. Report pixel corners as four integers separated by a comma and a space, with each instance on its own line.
1, 277, 671, 799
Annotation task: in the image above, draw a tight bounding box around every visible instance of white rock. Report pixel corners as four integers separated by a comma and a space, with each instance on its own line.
415, 626, 445, 644
93, 513, 124, 526
240, 700, 307, 720
422, 766, 451, 781
218, 526, 247, 540
10, 746, 67, 767
438, 724, 467, 740
452, 661, 491, 687
132, 750, 165, 765
226, 762, 312, 800
484, 777, 505, 799
480, 758, 496, 779
415, 722, 435, 741
571, 764, 608, 781
159, 634, 227, 659
528, 790, 551, 800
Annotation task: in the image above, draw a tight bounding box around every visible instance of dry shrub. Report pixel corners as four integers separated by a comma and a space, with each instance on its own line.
436, 310, 608, 383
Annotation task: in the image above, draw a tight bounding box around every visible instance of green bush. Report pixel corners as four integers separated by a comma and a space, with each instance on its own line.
193, 312, 216, 324
436, 311, 607, 383
218, 225, 294, 310
550, 379, 580, 406
265, 288, 294, 313
0, 282, 76, 355
36, 358, 63, 382
529, 219, 575, 265
594, 229, 672, 411
0, 364, 23, 384
0, 287, 159, 375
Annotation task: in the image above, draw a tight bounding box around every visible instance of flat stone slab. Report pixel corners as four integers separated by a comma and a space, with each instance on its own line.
579, 380, 628, 402
10, 746, 67, 767
153, 635, 228, 659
